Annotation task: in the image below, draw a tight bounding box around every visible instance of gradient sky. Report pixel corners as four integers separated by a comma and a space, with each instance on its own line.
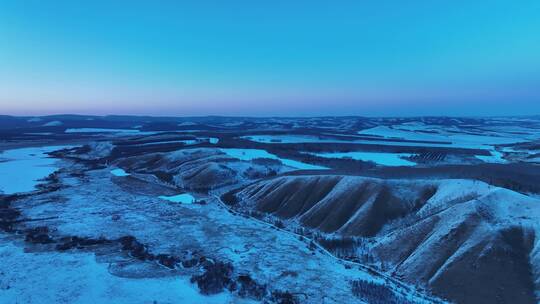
1, 1, 540, 116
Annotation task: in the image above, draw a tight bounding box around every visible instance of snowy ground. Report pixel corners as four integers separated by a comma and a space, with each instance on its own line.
0, 235, 243, 304
220, 148, 327, 170
0, 148, 438, 303
111, 168, 130, 177
64, 128, 158, 136
307, 151, 416, 166
3, 115, 539, 303
241, 121, 540, 165
241, 135, 355, 144
0, 146, 72, 194
159, 193, 196, 204
357, 125, 535, 163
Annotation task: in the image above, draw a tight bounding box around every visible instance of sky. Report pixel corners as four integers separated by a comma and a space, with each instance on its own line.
0, 0, 539, 117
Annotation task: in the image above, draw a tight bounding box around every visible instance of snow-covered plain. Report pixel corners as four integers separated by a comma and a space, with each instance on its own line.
111, 168, 130, 177
241, 134, 453, 147
24, 132, 53, 136
42, 120, 63, 127
0, 237, 243, 304
65, 128, 141, 133
220, 148, 327, 170
2, 156, 437, 304
242, 123, 539, 164
357, 125, 529, 163
65, 128, 158, 136
242, 135, 353, 144
159, 193, 196, 204
310, 151, 416, 166
0, 146, 71, 194
359, 125, 524, 147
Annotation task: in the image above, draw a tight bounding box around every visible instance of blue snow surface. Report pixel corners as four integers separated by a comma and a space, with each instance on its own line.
0, 146, 71, 194
242, 130, 519, 164
0, 241, 239, 304
220, 148, 327, 170
357, 126, 520, 163
110, 168, 130, 177
311, 151, 416, 166
159, 193, 196, 204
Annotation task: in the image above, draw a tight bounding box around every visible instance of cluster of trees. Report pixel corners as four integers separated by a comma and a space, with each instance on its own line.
243, 166, 277, 179
351, 280, 409, 304
273, 218, 286, 229
191, 261, 299, 303
0, 195, 22, 232
152, 170, 175, 185
247, 210, 265, 220
236, 274, 267, 300
314, 235, 368, 258
221, 189, 239, 205
36, 172, 61, 192
191, 261, 236, 295
69, 144, 92, 155
268, 290, 299, 304
24, 226, 54, 244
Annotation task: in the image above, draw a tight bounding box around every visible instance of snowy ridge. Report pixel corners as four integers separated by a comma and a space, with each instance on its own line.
235, 175, 540, 304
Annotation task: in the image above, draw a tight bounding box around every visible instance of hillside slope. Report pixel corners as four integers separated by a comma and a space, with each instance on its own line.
115, 148, 286, 190
232, 176, 540, 304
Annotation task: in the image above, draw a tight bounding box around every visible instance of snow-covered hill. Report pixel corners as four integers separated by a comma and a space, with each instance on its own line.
231, 176, 540, 303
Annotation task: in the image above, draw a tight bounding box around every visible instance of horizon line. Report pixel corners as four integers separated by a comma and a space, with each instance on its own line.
3, 113, 540, 119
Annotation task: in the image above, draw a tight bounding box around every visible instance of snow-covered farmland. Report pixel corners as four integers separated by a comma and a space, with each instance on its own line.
65, 128, 158, 136
309, 151, 416, 166
220, 148, 327, 170
241, 135, 352, 144
358, 125, 525, 148
0, 146, 71, 194
0, 237, 242, 304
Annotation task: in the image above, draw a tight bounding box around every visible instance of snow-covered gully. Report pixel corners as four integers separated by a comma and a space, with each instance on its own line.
212, 194, 445, 303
